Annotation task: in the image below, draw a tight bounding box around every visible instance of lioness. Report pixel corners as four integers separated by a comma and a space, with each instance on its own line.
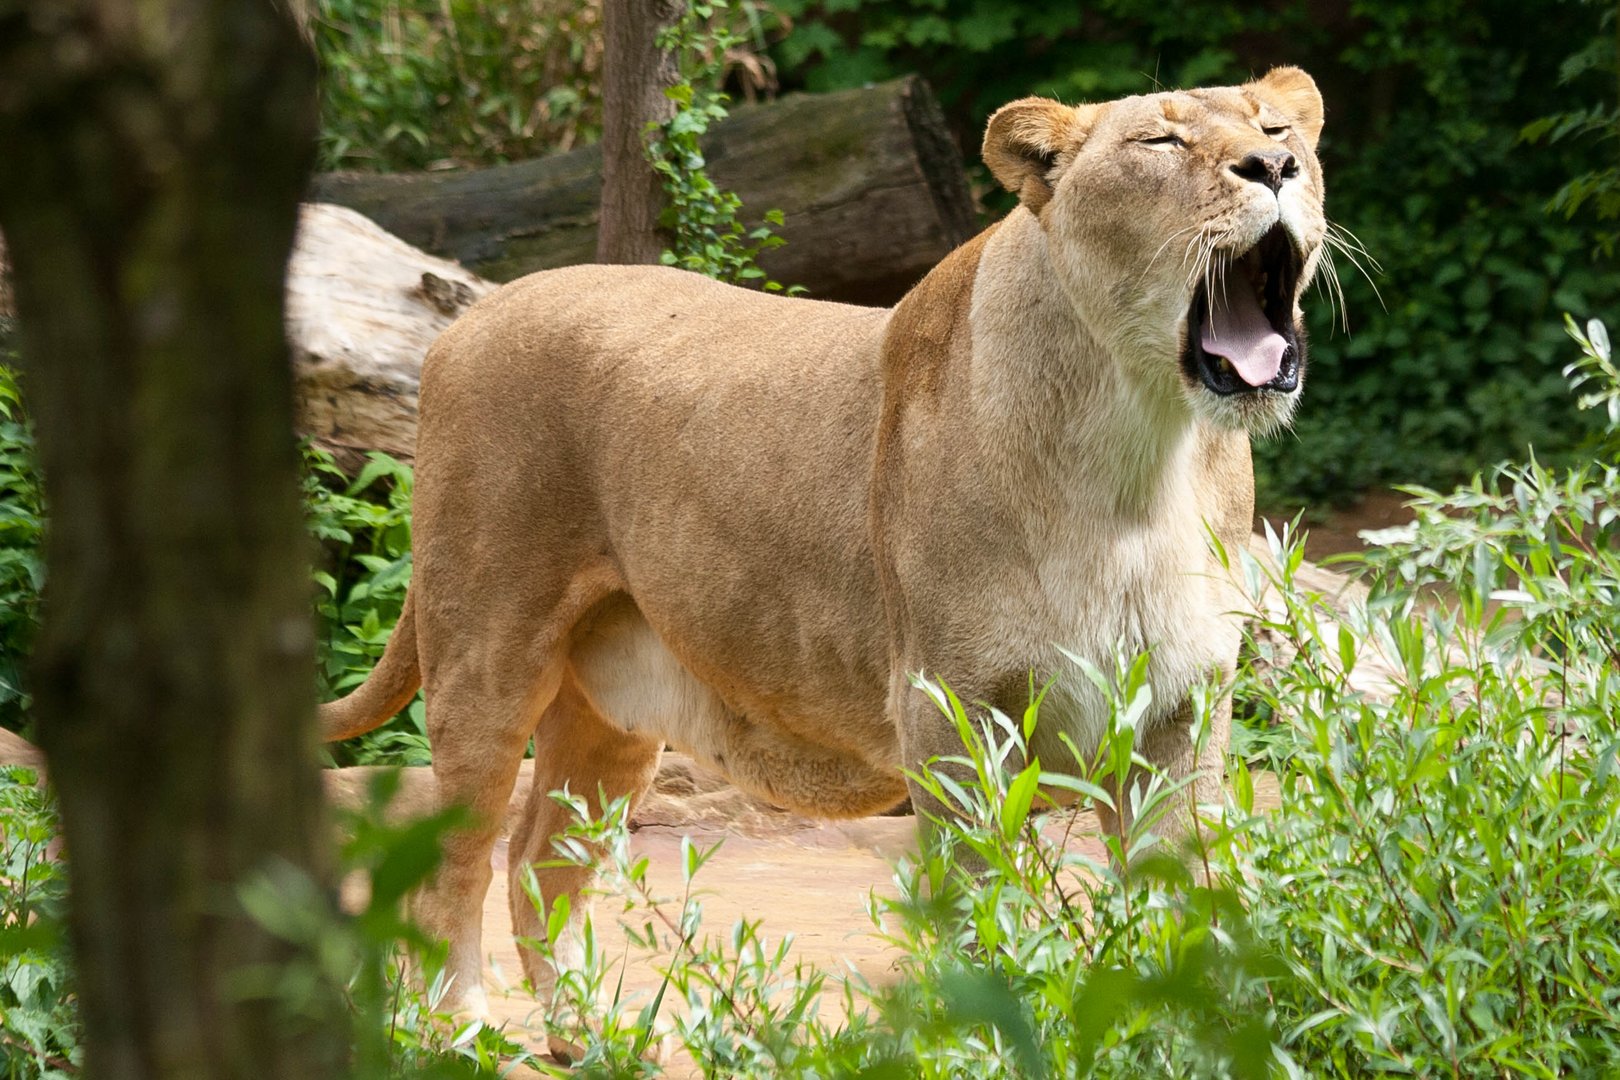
323, 68, 1326, 1019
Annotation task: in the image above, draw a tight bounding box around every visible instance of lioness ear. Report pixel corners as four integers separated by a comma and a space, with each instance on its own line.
982, 98, 1097, 214
1248, 66, 1324, 149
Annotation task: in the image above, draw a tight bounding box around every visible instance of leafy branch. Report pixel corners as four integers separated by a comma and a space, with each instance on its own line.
647, 0, 799, 292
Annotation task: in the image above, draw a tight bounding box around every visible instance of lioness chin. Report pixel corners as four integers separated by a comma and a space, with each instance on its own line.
323, 67, 1327, 1024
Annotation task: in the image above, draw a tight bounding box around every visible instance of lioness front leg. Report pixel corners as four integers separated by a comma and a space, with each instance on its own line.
892, 674, 1004, 872
1093, 695, 1231, 874
895, 671, 1231, 878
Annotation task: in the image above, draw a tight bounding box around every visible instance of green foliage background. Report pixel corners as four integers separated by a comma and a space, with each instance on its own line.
311, 0, 604, 169
0, 769, 77, 1078
0, 359, 42, 734
305, 449, 429, 765
768, 0, 1620, 504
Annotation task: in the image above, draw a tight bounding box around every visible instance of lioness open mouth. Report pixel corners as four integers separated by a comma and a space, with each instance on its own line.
1184, 224, 1305, 396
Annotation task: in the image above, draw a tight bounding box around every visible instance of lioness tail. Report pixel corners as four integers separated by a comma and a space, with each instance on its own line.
320, 591, 422, 741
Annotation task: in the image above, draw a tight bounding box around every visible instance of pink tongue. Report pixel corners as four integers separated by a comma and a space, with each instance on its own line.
1200, 274, 1286, 387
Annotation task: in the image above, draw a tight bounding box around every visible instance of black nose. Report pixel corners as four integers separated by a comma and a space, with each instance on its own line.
1231, 149, 1299, 193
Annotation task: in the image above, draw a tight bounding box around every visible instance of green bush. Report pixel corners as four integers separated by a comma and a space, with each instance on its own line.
0, 361, 42, 736
305, 447, 429, 766
0, 769, 76, 1080
309, 0, 604, 171
650, 0, 793, 290
1227, 506, 1619, 1070
1524, 1, 1620, 258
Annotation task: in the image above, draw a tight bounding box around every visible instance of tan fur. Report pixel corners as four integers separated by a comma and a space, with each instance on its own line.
322, 68, 1329, 1017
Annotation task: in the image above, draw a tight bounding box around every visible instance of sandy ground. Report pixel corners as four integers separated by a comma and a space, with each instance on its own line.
342, 756, 1280, 1074
479, 814, 922, 1044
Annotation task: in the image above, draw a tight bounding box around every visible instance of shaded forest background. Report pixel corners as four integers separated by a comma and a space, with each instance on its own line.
312, 0, 1620, 506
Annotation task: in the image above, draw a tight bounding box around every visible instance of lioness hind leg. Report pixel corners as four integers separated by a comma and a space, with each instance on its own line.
507, 678, 662, 992
414, 656, 563, 1020
507, 677, 661, 1055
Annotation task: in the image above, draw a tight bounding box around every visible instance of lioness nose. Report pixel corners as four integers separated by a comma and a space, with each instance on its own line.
1231, 149, 1299, 193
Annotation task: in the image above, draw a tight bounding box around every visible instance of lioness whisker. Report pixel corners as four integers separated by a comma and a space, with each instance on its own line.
1202, 243, 1228, 329
1176, 225, 1204, 277
1139, 222, 1208, 286
1180, 234, 1201, 296
1323, 226, 1384, 311
1315, 248, 1348, 334
1326, 221, 1382, 271
1329, 254, 1349, 333
1180, 230, 1210, 298
1184, 227, 1222, 304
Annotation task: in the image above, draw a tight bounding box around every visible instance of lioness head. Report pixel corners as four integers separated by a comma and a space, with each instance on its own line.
984, 67, 1327, 434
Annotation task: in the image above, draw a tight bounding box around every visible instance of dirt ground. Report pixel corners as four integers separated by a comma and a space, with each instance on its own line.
1257, 487, 1417, 564
479, 812, 922, 1045
337, 755, 1281, 1074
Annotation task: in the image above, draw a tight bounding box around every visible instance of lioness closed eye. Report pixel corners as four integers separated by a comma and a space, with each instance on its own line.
322, 68, 1327, 1029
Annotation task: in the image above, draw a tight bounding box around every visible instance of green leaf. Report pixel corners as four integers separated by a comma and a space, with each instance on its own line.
1001, 761, 1040, 841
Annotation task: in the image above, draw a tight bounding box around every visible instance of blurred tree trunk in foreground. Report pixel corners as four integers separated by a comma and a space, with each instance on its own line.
596, 0, 683, 263
0, 1, 346, 1078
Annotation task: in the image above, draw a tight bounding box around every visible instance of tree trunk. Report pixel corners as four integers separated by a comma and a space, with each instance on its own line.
596, 0, 683, 264
311, 76, 979, 305
0, 1, 346, 1078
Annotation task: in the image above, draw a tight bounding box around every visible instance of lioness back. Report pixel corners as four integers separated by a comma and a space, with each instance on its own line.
416, 264, 900, 756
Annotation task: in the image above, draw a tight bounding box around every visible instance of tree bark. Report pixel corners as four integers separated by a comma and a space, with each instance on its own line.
311, 76, 979, 305
595, 0, 683, 264
0, 2, 346, 1078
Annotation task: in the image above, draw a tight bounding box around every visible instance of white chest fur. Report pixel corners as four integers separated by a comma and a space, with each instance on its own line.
1027, 471, 1242, 761
965, 221, 1245, 761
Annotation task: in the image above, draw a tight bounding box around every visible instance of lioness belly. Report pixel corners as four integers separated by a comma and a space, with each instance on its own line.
566, 579, 899, 770
566, 595, 743, 761
568, 595, 906, 814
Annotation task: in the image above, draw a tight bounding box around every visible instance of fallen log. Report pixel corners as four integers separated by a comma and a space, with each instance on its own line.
286, 202, 494, 465
309, 75, 978, 306
4, 208, 454, 467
